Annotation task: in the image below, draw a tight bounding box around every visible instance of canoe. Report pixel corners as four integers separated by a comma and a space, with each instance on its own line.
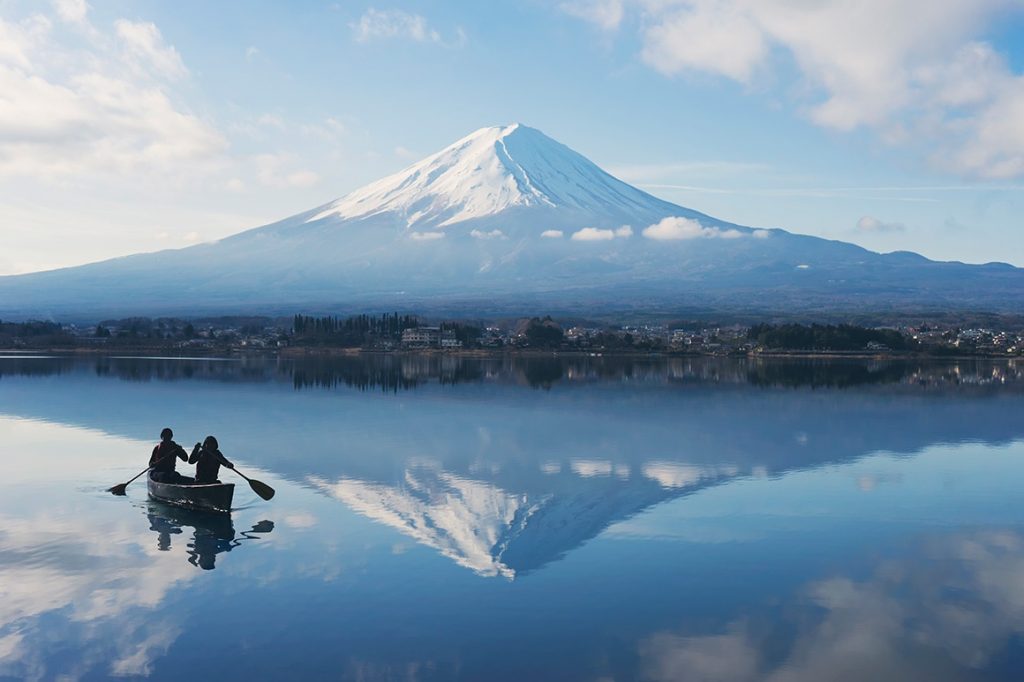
147, 471, 234, 513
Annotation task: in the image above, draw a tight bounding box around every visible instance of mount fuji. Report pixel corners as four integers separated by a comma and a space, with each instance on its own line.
1, 123, 1021, 318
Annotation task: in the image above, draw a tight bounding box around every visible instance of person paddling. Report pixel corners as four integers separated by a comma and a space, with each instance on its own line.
190, 435, 235, 484
150, 427, 190, 483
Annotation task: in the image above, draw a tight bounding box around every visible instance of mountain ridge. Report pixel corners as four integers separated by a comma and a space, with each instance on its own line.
1, 123, 1021, 319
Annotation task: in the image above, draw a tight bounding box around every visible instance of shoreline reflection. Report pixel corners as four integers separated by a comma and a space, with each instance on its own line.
0, 354, 1020, 392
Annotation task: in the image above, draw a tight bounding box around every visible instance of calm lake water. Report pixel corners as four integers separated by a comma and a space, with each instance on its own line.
2, 354, 1024, 681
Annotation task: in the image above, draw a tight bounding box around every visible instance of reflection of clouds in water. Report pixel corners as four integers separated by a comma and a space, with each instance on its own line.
110, 627, 181, 678
540, 461, 561, 474
639, 530, 1024, 681
856, 472, 903, 492
642, 462, 739, 489
571, 459, 613, 477
283, 512, 318, 529
0, 512, 197, 679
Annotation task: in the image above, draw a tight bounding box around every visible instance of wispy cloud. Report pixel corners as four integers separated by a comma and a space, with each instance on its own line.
52, 0, 88, 25
351, 8, 465, 47
640, 183, 1024, 202
410, 231, 445, 241
559, 0, 624, 31
115, 19, 188, 80
470, 229, 506, 239
609, 160, 771, 183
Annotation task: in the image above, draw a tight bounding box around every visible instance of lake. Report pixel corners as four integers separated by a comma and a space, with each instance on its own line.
1, 354, 1023, 681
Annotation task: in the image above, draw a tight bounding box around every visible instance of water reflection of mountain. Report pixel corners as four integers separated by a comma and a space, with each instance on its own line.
310, 461, 709, 578
2, 356, 1024, 578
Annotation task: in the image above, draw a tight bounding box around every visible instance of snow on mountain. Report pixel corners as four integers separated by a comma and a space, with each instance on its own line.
306, 123, 688, 233
309, 460, 741, 579
0, 122, 1021, 317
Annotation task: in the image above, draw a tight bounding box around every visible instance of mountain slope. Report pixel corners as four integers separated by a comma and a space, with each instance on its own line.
0, 123, 1021, 318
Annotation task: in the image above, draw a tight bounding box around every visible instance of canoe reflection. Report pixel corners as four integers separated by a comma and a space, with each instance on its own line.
146, 501, 274, 570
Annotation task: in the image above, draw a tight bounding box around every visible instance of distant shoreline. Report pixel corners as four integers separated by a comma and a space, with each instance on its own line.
0, 346, 1017, 361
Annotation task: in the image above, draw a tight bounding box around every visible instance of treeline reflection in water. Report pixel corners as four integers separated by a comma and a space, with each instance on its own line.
0, 353, 1020, 392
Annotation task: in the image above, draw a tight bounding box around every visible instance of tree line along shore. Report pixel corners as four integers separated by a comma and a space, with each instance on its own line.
2, 313, 1022, 358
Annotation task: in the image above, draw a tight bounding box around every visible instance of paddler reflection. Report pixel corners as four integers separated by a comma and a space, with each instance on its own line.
147, 501, 274, 569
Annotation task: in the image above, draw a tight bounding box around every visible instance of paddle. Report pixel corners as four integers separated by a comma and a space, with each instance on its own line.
228, 466, 275, 501
108, 448, 178, 495
108, 456, 165, 493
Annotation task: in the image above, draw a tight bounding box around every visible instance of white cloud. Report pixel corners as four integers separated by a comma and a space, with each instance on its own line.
571, 225, 633, 241
572, 227, 616, 241
245, 45, 259, 61
857, 215, 906, 233
115, 20, 187, 80
641, 2, 767, 83
566, 0, 1024, 178
470, 229, 506, 239
410, 231, 445, 241
571, 459, 613, 477
641, 216, 746, 240
182, 231, 201, 243
541, 229, 564, 238
351, 8, 464, 47
0, 13, 225, 181
53, 0, 88, 25
560, 0, 624, 31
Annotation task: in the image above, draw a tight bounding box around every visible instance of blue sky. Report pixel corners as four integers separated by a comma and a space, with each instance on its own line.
2, 0, 1024, 274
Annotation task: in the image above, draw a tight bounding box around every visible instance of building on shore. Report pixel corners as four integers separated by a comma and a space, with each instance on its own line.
401, 327, 462, 349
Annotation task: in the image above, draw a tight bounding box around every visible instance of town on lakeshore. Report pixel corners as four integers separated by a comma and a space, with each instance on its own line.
3, 313, 1023, 357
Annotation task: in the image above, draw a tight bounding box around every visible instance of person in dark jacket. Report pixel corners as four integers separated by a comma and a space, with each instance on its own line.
189, 435, 234, 484
150, 427, 190, 483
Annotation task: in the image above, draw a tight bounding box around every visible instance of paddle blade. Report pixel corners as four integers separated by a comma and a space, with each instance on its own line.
248, 478, 275, 501
108, 483, 128, 496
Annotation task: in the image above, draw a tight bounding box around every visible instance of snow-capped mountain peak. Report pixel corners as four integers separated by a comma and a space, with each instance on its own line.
308, 123, 678, 230
3, 122, 1021, 318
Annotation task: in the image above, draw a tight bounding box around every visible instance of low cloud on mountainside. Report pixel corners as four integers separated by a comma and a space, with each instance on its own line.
641, 217, 769, 241
571, 225, 634, 241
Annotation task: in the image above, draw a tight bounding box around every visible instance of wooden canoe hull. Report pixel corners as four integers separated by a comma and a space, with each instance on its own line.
148, 473, 234, 513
